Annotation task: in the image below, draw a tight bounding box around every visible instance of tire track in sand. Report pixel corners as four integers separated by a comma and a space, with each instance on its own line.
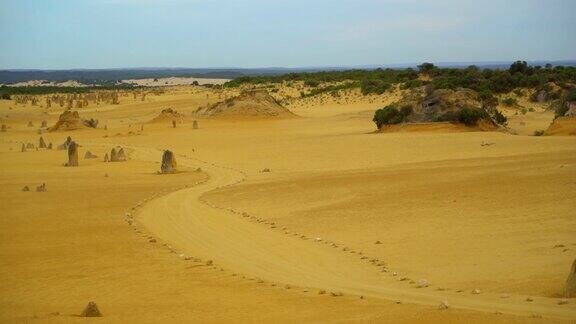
127, 145, 575, 321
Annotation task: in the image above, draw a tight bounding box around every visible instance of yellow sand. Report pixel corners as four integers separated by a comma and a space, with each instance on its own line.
0, 86, 575, 323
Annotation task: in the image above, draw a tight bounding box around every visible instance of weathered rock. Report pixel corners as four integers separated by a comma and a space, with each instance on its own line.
192, 120, 199, 129
84, 151, 98, 159
117, 148, 126, 161
109, 147, 126, 162
36, 183, 46, 192
160, 150, 177, 174
80, 301, 102, 317
57, 136, 73, 150
83, 118, 98, 128
565, 259, 576, 298
416, 279, 429, 288
49, 111, 92, 131
22, 186, 30, 192
438, 300, 449, 310
66, 141, 79, 167
563, 101, 576, 117
39, 136, 47, 149
150, 108, 184, 123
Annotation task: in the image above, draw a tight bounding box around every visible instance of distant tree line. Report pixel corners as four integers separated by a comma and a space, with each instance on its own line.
226, 61, 576, 96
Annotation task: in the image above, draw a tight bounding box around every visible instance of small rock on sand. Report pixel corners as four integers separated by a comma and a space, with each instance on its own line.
438, 300, 449, 310
80, 301, 102, 317
416, 279, 429, 288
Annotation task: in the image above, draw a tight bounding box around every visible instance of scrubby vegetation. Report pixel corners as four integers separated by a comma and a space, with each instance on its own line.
372, 105, 412, 129
226, 61, 576, 98
501, 97, 517, 106
458, 107, 489, 126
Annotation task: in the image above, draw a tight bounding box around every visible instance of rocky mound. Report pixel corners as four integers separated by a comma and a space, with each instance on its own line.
195, 90, 296, 119
49, 111, 98, 132
150, 108, 185, 123
545, 99, 576, 136
374, 87, 500, 131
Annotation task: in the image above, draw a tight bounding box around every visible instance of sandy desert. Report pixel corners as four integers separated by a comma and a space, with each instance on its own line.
1, 1, 576, 322
0, 81, 574, 323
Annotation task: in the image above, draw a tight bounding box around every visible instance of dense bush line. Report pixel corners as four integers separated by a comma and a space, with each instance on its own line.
226, 62, 576, 96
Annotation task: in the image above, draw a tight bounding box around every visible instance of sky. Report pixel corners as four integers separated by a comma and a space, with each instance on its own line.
0, 0, 574, 69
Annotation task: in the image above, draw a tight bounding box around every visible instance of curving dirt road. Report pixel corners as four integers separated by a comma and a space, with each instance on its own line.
133, 146, 576, 321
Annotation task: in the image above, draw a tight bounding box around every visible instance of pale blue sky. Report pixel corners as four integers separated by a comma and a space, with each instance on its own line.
0, 0, 574, 69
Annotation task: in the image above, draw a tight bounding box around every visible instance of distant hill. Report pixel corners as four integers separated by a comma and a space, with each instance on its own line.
1, 60, 575, 85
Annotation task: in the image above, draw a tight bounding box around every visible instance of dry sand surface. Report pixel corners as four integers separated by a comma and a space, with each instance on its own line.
0, 86, 575, 323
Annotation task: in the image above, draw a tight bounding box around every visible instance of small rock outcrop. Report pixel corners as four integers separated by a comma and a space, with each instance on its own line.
49, 111, 98, 131
39, 136, 47, 149
160, 150, 177, 174
150, 108, 184, 124
22, 186, 30, 192
80, 301, 102, 317
108, 147, 127, 162
84, 151, 98, 159
566, 259, 576, 298
66, 141, 79, 167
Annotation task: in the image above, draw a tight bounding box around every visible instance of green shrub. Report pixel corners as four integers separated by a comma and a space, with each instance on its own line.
373, 105, 412, 129
555, 104, 569, 118
458, 107, 488, 126
304, 80, 320, 87
361, 79, 391, 95
417, 62, 436, 75
566, 89, 576, 102
502, 97, 517, 106
492, 109, 508, 125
